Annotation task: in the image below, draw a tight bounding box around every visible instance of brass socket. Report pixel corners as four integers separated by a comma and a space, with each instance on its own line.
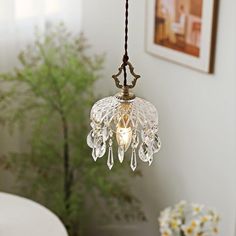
115, 87, 135, 102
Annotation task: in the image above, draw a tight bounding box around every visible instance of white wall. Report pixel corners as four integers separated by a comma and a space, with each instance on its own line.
82, 0, 236, 235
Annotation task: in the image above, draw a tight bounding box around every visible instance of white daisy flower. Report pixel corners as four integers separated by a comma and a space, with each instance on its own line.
177, 200, 187, 208
160, 228, 172, 236
192, 204, 204, 215
170, 218, 181, 231
200, 215, 213, 224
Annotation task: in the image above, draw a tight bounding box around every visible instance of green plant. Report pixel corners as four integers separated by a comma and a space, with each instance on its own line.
0, 23, 145, 236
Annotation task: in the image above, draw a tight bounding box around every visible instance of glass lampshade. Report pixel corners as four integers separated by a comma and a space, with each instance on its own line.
87, 95, 161, 171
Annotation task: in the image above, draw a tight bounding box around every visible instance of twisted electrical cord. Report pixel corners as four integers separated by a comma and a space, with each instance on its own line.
123, 0, 129, 87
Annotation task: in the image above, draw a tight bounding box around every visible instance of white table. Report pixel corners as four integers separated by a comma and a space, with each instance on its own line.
0, 192, 68, 236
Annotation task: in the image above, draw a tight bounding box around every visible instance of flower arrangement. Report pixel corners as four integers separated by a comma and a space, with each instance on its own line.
159, 201, 220, 236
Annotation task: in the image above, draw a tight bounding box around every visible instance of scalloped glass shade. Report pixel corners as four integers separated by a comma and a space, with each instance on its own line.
87, 96, 161, 171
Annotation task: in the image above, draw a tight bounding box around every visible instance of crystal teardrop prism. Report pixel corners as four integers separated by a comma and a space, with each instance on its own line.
130, 149, 137, 171
118, 146, 125, 163
107, 146, 114, 170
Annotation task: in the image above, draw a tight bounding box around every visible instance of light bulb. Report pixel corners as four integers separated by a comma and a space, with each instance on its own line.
115, 103, 133, 152
116, 125, 132, 151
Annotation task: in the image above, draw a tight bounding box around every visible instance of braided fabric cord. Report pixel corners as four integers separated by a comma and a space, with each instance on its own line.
123, 0, 129, 86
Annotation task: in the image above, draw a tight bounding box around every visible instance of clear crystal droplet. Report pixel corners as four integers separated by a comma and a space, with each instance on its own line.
92, 148, 98, 161
118, 146, 125, 163
87, 131, 95, 148
139, 142, 154, 164
130, 149, 137, 171
152, 134, 161, 153
138, 143, 149, 162
96, 142, 106, 158
107, 147, 114, 170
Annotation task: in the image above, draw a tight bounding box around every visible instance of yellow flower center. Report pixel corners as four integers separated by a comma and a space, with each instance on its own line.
186, 228, 193, 234
171, 220, 179, 229
194, 207, 200, 212
163, 232, 170, 236
191, 221, 197, 228
201, 216, 208, 223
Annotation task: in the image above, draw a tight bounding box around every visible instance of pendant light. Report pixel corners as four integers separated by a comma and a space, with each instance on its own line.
87, 0, 161, 171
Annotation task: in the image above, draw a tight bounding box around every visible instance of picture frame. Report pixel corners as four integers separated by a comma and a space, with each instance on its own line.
146, 0, 218, 73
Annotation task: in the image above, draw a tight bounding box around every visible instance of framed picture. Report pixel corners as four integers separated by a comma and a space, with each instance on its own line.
146, 0, 218, 73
